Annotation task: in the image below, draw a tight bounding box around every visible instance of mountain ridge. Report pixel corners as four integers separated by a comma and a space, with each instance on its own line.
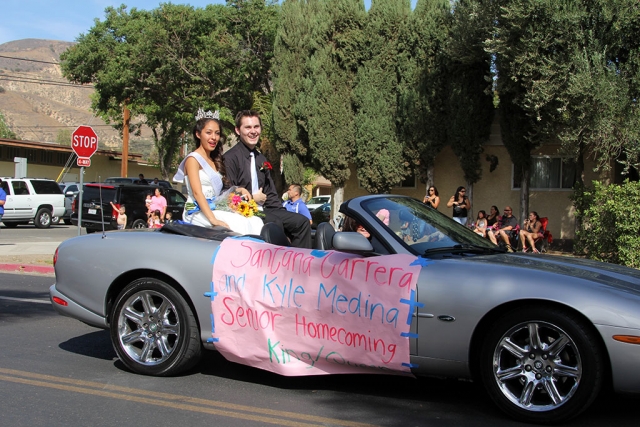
0, 38, 155, 159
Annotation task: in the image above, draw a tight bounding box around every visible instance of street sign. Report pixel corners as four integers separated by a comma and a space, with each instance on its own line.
71, 126, 99, 159
77, 158, 91, 167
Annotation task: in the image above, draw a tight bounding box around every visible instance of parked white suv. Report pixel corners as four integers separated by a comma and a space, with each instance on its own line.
0, 178, 65, 228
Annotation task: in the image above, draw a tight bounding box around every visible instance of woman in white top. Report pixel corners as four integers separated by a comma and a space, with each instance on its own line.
173, 110, 263, 235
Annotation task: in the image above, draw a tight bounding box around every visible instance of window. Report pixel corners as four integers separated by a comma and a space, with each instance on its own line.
395, 174, 416, 189
513, 156, 576, 190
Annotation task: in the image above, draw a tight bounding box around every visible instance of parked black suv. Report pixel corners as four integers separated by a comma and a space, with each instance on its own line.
71, 183, 186, 232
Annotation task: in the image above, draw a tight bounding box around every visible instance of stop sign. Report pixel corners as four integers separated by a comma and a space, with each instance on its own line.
71, 125, 99, 158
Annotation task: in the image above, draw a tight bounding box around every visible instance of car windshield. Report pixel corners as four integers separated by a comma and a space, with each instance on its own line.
309, 196, 329, 204
360, 196, 497, 256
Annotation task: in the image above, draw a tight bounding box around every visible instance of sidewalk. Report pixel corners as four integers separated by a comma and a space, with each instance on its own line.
0, 241, 57, 275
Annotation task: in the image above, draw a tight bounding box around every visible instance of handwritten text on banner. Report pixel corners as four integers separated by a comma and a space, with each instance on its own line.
210, 237, 422, 376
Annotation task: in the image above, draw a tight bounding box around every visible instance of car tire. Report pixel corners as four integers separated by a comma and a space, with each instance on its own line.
34, 208, 52, 229
132, 219, 148, 229
110, 278, 202, 376
480, 305, 603, 424
51, 216, 60, 225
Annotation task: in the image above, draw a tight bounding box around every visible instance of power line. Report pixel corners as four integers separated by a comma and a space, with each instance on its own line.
0, 54, 59, 64
0, 76, 93, 88
11, 124, 116, 128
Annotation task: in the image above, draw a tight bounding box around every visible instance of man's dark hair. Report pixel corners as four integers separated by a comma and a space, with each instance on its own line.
234, 110, 262, 128
289, 184, 302, 197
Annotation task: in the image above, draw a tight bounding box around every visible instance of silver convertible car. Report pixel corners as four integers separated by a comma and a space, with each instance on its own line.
50, 195, 640, 424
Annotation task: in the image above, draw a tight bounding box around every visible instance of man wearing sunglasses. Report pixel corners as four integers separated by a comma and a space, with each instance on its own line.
487, 206, 518, 252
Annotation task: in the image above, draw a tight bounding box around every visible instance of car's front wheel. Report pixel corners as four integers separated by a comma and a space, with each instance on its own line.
480, 306, 603, 424
34, 208, 52, 228
110, 278, 202, 376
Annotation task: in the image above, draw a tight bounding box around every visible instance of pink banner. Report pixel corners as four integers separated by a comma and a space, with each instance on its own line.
209, 237, 422, 376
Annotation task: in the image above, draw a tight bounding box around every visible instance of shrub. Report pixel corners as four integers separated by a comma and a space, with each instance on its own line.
573, 180, 640, 268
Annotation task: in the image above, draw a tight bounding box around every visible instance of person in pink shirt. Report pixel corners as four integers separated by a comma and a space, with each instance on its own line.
149, 187, 167, 221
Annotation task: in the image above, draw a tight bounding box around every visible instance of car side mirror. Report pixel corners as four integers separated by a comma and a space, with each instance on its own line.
332, 232, 374, 253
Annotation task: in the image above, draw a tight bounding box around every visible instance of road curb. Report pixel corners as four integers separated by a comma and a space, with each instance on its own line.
0, 263, 55, 275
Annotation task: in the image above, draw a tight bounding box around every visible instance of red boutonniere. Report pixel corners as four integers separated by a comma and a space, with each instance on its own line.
260, 161, 272, 172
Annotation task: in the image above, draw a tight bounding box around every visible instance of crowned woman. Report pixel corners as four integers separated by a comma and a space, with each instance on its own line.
173, 109, 263, 235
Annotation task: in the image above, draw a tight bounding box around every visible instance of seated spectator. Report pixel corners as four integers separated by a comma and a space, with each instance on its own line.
342, 216, 371, 240
165, 212, 173, 224
486, 205, 501, 228
473, 210, 488, 237
520, 211, 543, 253
487, 206, 518, 252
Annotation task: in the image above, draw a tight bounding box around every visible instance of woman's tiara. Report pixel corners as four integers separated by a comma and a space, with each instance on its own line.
195, 108, 220, 121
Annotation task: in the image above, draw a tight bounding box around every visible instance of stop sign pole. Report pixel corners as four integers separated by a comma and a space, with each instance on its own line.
71, 126, 99, 236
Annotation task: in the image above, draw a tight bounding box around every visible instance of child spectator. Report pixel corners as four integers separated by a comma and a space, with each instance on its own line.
145, 193, 152, 217
110, 202, 127, 230
165, 212, 173, 224
473, 210, 488, 237
148, 209, 162, 228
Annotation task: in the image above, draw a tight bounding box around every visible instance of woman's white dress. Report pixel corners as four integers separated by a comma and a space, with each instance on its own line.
173, 153, 263, 235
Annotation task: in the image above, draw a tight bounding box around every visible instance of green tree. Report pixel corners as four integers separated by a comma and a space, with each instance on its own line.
300, 0, 365, 209
272, 0, 315, 185
61, 2, 278, 178
0, 111, 16, 139
353, 0, 412, 193
399, 0, 450, 192
488, 0, 640, 221
56, 128, 71, 146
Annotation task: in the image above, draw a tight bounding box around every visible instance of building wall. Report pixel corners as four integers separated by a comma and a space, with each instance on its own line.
340, 130, 605, 240
1, 151, 162, 184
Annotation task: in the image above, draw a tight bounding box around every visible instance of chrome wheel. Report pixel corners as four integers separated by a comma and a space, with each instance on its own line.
493, 321, 581, 411
481, 306, 603, 423
115, 289, 180, 366
110, 278, 202, 376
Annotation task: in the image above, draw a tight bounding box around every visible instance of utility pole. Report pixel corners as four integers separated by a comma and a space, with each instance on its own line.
121, 101, 130, 177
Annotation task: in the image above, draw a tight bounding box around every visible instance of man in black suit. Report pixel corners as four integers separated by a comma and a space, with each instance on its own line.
223, 110, 311, 248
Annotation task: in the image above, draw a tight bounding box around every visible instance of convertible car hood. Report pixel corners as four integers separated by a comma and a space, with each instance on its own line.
470, 253, 640, 293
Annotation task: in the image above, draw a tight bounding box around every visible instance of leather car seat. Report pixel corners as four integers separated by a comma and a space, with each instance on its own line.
259, 222, 290, 246
315, 222, 335, 250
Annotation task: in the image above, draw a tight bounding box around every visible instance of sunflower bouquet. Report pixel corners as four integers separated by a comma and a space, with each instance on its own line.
184, 187, 264, 218
226, 193, 262, 218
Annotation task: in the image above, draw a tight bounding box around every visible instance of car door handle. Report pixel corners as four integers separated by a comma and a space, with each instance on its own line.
414, 313, 434, 318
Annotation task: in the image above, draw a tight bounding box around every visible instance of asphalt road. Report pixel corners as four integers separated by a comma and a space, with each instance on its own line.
0, 273, 638, 427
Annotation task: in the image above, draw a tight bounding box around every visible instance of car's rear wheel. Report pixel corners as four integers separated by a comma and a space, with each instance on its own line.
34, 208, 52, 228
480, 306, 603, 424
51, 216, 60, 225
132, 219, 147, 229
110, 278, 202, 376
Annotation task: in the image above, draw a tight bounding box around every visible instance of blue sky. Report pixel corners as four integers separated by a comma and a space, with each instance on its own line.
1, 0, 414, 45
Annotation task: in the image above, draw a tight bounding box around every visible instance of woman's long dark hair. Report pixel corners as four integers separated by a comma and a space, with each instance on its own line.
193, 118, 229, 187
454, 186, 466, 200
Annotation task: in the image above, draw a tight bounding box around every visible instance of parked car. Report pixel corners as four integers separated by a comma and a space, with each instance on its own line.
310, 202, 331, 228
104, 177, 173, 189
50, 194, 640, 424
306, 195, 331, 210
71, 183, 186, 232
53, 182, 80, 225
0, 177, 65, 228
